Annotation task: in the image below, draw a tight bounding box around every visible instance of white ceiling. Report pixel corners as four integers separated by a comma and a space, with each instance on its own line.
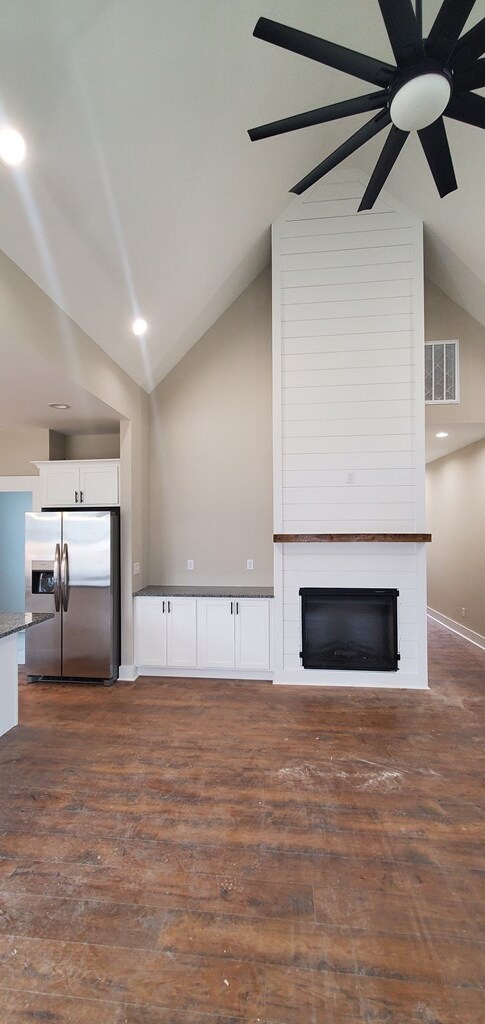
1, 0, 485, 397
0, 329, 122, 435
426, 422, 485, 462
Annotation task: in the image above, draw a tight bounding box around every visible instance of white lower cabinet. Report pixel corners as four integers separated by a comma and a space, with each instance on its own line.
136, 597, 167, 666
197, 599, 236, 670
136, 597, 197, 669
136, 595, 272, 676
198, 598, 271, 671
166, 598, 197, 668
235, 599, 271, 671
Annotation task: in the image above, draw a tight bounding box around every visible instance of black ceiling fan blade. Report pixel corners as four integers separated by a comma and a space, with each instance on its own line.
248, 91, 387, 141
358, 126, 409, 210
446, 91, 485, 129
253, 17, 396, 86
426, 0, 476, 62
450, 15, 485, 69
453, 57, 485, 92
418, 117, 457, 198
377, 0, 424, 66
291, 109, 391, 195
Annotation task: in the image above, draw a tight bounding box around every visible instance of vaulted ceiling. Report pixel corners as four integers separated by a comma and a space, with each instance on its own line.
0, 0, 484, 396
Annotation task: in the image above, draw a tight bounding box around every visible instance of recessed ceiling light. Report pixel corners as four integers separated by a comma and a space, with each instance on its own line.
436, 431, 449, 438
49, 403, 71, 410
132, 317, 148, 337
0, 126, 26, 167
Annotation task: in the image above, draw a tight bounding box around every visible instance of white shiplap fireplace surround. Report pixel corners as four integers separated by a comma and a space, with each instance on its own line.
272, 169, 429, 689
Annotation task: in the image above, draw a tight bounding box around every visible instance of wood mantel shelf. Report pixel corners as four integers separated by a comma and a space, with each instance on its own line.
273, 533, 432, 543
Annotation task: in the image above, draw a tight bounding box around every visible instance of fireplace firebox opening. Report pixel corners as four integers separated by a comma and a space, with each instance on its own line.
299, 588, 399, 671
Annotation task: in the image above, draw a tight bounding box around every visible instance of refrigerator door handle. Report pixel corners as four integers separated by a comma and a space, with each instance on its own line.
60, 543, 70, 612
53, 543, 61, 613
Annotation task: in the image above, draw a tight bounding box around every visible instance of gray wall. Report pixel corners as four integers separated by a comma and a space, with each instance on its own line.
64, 433, 120, 460
0, 428, 50, 476
426, 439, 485, 637
43, 431, 120, 462
424, 279, 485, 639
425, 279, 485, 426
148, 268, 273, 585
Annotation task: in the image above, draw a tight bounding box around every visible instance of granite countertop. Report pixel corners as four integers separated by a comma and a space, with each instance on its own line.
134, 585, 274, 598
0, 613, 55, 641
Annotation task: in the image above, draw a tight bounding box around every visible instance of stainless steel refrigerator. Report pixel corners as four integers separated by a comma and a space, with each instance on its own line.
25, 510, 120, 683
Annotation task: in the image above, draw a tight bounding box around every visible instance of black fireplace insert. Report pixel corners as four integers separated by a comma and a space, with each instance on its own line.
299, 587, 399, 671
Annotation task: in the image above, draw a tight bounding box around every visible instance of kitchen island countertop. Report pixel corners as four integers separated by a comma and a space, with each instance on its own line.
0, 612, 54, 641
134, 585, 274, 598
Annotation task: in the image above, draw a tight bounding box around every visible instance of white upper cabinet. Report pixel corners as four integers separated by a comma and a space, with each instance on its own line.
39, 463, 81, 508
78, 463, 119, 506
34, 461, 120, 507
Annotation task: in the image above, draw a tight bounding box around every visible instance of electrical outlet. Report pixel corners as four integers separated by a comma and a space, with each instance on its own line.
133, 562, 140, 576
462, 607, 466, 617
246, 559, 254, 571
187, 559, 194, 571
346, 471, 355, 484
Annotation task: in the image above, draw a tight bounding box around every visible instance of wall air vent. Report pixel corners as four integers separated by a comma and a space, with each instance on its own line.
425, 340, 459, 404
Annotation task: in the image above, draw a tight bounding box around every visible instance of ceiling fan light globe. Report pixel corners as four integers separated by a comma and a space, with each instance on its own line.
390, 73, 451, 131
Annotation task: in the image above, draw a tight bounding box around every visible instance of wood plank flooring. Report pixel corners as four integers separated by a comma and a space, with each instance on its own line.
0, 617, 483, 1022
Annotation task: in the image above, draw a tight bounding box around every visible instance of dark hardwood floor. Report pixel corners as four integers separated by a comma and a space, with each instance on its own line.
0, 618, 483, 1022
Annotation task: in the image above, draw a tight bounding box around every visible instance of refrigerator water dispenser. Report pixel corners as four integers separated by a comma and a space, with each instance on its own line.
31, 561, 55, 595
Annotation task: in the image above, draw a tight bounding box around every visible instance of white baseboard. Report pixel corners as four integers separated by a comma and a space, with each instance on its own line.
273, 671, 428, 689
427, 608, 485, 651
137, 665, 272, 681
117, 664, 138, 681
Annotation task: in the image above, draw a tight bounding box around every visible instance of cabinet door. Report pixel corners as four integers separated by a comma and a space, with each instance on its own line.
135, 598, 166, 667
166, 598, 197, 668
79, 463, 119, 506
197, 599, 235, 669
235, 599, 271, 671
41, 465, 80, 507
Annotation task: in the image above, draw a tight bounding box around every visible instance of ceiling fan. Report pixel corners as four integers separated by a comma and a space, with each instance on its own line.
248, 0, 485, 209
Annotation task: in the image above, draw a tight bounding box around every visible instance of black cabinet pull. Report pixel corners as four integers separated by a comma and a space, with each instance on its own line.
80, 490, 84, 504
168, 600, 171, 613
230, 601, 233, 615
74, 491, 78, 503
236, 601, 239, 614
162, 600, 165, 613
